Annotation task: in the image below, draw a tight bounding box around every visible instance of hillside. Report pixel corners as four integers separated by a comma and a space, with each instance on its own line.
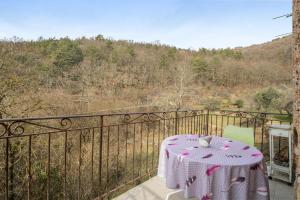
0, 35, 293, 118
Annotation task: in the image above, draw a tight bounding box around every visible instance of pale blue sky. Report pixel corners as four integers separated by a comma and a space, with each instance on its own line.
0, 0, 292, 49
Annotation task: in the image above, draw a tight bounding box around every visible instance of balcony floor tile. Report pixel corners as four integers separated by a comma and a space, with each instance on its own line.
113, 176, 294, 200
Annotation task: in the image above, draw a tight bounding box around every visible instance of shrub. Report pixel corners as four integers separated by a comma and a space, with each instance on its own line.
95, 34, 104, 41
85, 45, 105, 66
52, 39, 83, 70
204, 99, 221, 111
160, 54, 169, 68
127, 46, 136, 58
254, 87, 281, 111
234, 99, 244, 108
191, 56, 208, 77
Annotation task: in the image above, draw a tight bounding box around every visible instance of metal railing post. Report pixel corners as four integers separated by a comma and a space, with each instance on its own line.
98, 115, 104, 198
206, 109, 210, 135
175, 110, 179, 135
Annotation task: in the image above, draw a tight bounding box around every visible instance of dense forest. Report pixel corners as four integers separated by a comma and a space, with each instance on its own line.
0, 35, 293, 118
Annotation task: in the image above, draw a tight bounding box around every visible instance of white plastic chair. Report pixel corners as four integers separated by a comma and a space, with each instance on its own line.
165, 189, 184, 200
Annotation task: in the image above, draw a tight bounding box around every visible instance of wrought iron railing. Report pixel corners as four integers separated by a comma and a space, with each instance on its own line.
0, 110, 291, 199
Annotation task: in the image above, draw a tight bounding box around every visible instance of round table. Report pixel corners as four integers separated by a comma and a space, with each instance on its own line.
158, 134, 269, 200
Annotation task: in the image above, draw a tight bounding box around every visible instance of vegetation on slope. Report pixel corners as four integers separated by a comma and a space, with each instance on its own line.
0, 35, 293, 117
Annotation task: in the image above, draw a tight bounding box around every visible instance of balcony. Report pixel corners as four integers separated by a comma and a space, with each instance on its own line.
0, 110, 294, 199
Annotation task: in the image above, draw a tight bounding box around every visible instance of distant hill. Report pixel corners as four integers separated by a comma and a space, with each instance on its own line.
0, 35, 293, 117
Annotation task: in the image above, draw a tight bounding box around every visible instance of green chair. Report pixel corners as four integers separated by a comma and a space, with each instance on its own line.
223, 125, 254, 146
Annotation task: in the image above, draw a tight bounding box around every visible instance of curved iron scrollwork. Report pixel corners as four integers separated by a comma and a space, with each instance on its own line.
0, 117, 73, 138
60, 117, 72, 129
235, 112, 247, 118
0, 110, 272, 138
192, 110, 202, 116
123, 114, 131, 123
258, 112, 267, 119
122, 112, 174, 124
0, 123, 7, 137
180, 110, 201, 118
219, 110, 267, 119
8, 121, 25, 136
